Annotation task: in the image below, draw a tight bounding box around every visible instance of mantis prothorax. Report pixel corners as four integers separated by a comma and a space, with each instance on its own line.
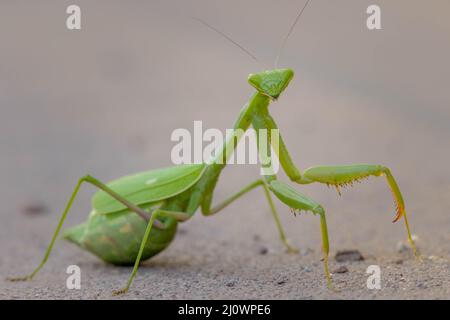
9, 0, 418, 294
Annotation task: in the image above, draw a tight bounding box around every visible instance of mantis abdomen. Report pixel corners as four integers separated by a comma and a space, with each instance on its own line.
64, 187, 195, 265
64, 210, 178, 265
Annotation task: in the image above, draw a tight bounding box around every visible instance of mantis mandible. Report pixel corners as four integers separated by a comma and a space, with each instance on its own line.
9, 1, 418, 294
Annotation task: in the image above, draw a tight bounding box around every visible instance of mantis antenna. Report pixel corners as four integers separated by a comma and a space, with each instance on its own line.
193, 17, 266, 69
274, 0, 311, 68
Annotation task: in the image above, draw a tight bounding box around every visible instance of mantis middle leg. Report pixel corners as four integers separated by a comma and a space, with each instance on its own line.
202, 179, 298, 253
267, 179, 331, 288
199, 176, 333, 288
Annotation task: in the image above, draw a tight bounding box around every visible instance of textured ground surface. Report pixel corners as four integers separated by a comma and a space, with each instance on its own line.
1, 0, 450, 299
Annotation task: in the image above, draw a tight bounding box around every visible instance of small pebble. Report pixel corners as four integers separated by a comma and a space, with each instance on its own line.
300, 248, 313, 256
335, 250, 364, 262
226, 280, 236, 287
303, 266, 312, 273
275, 275, 289, 285
428, 255, 443, 262
416, 282, 427, 289
258, 247, 268, 255
333, 266, 349, 274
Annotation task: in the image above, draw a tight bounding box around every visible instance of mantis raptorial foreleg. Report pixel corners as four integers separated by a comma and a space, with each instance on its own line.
251, 107, 301, 182
8, 175, 164, 282
253, 106, 418, 257
201, 179, 298, 253
113, 209, 190, 296
301, 164, 418, 257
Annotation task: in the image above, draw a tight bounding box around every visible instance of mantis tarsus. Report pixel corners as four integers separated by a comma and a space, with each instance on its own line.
9, 1, 418, 294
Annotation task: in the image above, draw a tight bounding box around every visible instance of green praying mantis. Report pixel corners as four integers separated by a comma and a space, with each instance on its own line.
9, 1, 418, 294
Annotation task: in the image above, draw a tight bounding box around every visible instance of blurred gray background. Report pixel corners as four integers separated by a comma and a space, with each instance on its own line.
1, 0, 449, 299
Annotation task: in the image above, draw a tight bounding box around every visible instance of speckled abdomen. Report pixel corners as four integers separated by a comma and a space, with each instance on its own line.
64, 210, 177, 265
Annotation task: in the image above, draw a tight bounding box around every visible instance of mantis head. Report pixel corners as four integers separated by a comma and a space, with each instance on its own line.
248, 69, 294, 100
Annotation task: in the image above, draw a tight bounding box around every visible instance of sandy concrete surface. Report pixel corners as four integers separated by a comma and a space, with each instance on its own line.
1, 0, 450, 299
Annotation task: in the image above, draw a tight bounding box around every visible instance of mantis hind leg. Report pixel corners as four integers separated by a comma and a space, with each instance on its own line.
202, 179, 298, 253
268, 180, 331, 288
302, 164, 418, 257
8, 175, 162, 282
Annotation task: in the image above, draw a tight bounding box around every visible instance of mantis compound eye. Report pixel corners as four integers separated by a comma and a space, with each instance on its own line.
248, 69, 294, 100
